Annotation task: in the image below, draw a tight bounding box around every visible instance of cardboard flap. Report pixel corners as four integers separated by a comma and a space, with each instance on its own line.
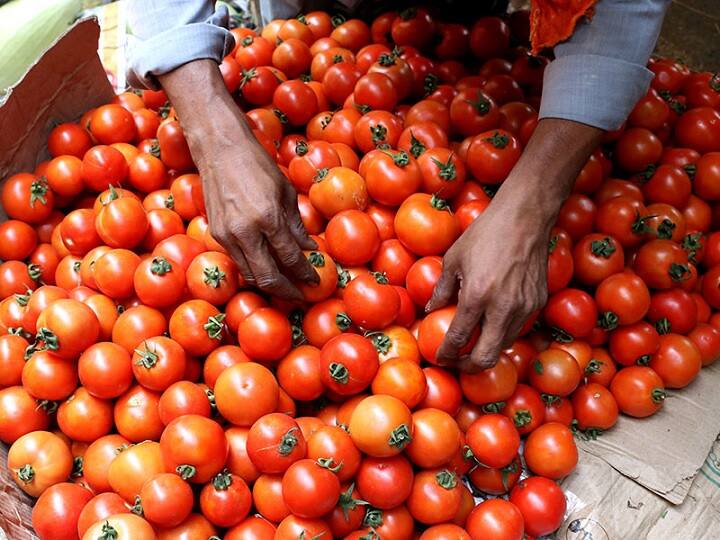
575, 362, 720, 505
0, 17, 114, 181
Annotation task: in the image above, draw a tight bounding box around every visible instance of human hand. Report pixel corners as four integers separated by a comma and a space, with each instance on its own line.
426, 198, 550, 373
159, 60, 318, 300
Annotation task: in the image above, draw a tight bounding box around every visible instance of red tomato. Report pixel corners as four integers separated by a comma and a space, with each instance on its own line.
510, 477, 566, 537
465, 499, 524, 540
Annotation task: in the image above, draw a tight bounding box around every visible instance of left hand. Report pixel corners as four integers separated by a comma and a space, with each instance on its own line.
426, 197, 551, 373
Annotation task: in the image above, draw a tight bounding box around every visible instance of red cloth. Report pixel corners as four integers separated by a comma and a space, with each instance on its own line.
530, 0, 598, 55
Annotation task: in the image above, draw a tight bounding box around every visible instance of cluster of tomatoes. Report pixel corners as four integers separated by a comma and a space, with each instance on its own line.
2, 5, 720, 540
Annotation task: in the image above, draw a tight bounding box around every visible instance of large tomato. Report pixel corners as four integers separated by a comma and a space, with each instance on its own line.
199, 470, 252, 528
320, 334, 379, 395
281, 458, 341, 518
465, 499, 524, 540
349, 394, 413, 457
140, 472, 194, 528
610, 366, 666, 417
8, 430, 73, 497
509, 477, 566, 537
160, 414, 228, 483
406, 468, 463, 524
246, 413, 306, 474
395, 193, 460, 256
466, 129, 521, 184
524, 422, 578, 479
214, 362, 279, 427
465, 414, 520, 469
81, 513, 156, 540
32, 482, 93, 540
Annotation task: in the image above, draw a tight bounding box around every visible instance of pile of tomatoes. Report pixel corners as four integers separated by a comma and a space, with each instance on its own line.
1, 5, 720, 540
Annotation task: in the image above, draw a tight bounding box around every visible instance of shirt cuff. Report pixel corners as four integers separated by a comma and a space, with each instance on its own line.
538, 53, 654, 131
128, 5, 234, 90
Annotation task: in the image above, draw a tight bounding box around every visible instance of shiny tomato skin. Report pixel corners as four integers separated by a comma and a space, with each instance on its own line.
509, 477, 566, 537
465, 498, 525, 540
32, 482, 93, 540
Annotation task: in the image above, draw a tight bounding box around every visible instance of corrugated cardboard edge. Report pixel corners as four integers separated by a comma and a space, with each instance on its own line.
0, 18, 111, 539
0, 17, 114, 183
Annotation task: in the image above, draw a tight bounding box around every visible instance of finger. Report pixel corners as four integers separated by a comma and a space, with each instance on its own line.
435, 294, 483, 364
239, 233, 305, 301
500, 312, 527, 350
209, 225, 256, 285
265, 218, 320, 285
462, 308, 511, 373
425, 261, 458, 313
283, 184, 317, 251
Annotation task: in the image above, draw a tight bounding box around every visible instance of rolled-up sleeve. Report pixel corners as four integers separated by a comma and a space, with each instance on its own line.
538, 0, 671, 131
127, 0, 235, 90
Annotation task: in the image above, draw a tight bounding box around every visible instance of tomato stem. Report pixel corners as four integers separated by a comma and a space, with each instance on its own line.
295, 140, 309, 156
408, 131, 426, 158
150, 257, 172, 276
388, 423, 412, 449
203, 265, 226, 288
481, 401, 506, 414
176, 464, 197, 480
590, 237, 616, 258
134, 342, 159, 369
336, 312, 352, 330
598, 311, 619, 330
278, 427, 300, 456
130, 496, 144, 516
369, 332, 391, 354
212, 469, 233, 490
513, 409, 532, 428
651, 388, 667, 404
316, 457, 343, 473
636, 354, 651, 366
204, 314, 226, 340
308, 251, 325, 267
71, 456, 83, 478
16, 464, 34, 483
655, 317, 671, 335
656, 218, 676, 240
363, 508, 383, 528
29, 179, 49, 207
484, 131, 509, 148
328, 362, 349, 383
97, 521, 119, 540
435, 469, 458, 489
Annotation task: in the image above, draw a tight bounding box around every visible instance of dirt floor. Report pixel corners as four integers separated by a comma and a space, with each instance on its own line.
655, 0, 719, 70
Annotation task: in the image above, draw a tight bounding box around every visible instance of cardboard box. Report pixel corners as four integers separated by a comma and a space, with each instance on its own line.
1, 16, 720, 540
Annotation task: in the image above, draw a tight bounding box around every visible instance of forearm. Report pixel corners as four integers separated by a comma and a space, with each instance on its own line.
158, 60, 257, 170
492, 119, 603, 231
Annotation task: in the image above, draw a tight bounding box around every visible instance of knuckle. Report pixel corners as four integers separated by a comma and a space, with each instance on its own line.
254, 272, 279, 290
445, 328, 468, 348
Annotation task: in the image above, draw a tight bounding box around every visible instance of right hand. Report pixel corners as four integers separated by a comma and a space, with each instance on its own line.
158, 60, 318, 300
197, 131, 319, 300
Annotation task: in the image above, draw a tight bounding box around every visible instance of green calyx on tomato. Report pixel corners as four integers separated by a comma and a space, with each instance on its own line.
176, 464, 197, 480
135, 342, 159, 369
163, 193, 174, 208
369, 332, 391, 354
370, 125, 388, 145
496, 462, 519, 493
29, 178, 50, 207
329, 361, 349, 383
465, 96, 491, 116
684, 163, 696, 179
363, 508, 383, 528
513, 409, 532, 428
484, 131, 509, 149
212, 469, 233, 490
130, 495, 144, 516
429, 194, 451, 211
336, 312, 352, 330
709, 73, 720, 92
585, 359, 603, 374
652, 388, 667, 404
97, 521, 119, 540
331, 13, 346, 27
424, 73, 439, 96
292, 324, 307, 346
27, 264, 42, 281
16, 464, 34, 483
631, 211, 653, 235
682, 232, 703, 264
273, 108, 289, 125
377, 53, 397, 67
36, 399, 58, 414
435, 469, 458, 490
338, 483, 368, 519
668, 262, 690, 282
203, 313, 226, 340
203, 265, 227, 288
541, 393, 561, 406
636, 354, 651, 366
316, 457, 343, 473
656, 218, 676, 240
398, 7, 417, 20
598, 311, 619, 331
655, 317, 671, 335
590, 237, 616, 258
388, 423, 413, 449
635, 164, 656, 183
295, 139, 309, 156
336, 264, 351, 288
278, 427, 301, 456
150, 257, 172, 275
14, 292, 30, 307
71, 456, 84, 478
34, 327, 59, 352
371, 271, 390, 285
308, 251, 326, 267
550, 326, 574, 343
481, 401, 506, 414
431, 155, 457, 181
408, 131, 426, 158
315, 167, 329, 181
241, 35, 254, 47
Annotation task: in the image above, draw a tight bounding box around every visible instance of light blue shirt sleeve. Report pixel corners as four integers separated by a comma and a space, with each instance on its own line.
127, 0, 235, 89
538, 0, 671, 131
